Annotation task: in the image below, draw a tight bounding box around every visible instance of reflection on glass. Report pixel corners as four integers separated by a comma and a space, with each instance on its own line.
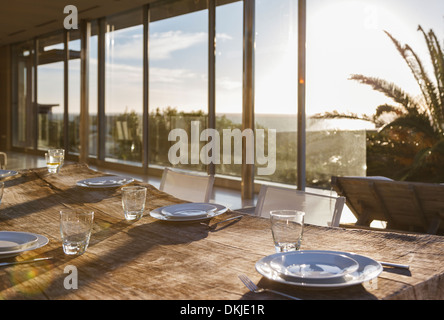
37, 33, 64, 150
89, 23, 98, 158
68, 32, 81, 154
105, 10, 143, 165
13, 41, 34, 149
215, 1, 243, 178
255, 0, 298, 185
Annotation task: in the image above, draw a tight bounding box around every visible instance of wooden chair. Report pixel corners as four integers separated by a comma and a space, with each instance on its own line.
331, 176, 444, 235
254, 185, 345, 227
159, 168, 215, 203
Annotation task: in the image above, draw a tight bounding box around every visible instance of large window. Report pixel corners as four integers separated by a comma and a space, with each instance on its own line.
149, 3, 208, 172
215, 0, 243, 178
255, 0, 298, 185
105, 10, 144, 165
68, 30, 81, 154
306, 0, 444, 186
37, 33, 64, 150
11, 0, 444, 197
12, 41, 34, 149
89, 23, 99, 158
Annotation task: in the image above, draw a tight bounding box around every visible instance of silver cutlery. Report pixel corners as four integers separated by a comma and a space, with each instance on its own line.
0, 257, 53, 267
379, 261, 410, 270
238, 273, 301, 300
202, 215, 243, 229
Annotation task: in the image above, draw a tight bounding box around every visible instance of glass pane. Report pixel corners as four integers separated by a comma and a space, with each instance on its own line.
215, 0, 243, 178
105, 10, 143, 165
306, 0, 444, 186
37, 33, 64, 150
68, 31, 81, 154
149, 3, 208, 172
254, 0, 298, 184
89, 22, 98, 158
13, 41, 34, 149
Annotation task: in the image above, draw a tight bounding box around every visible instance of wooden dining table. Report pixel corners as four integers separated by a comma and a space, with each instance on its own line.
0, 163, 443, 302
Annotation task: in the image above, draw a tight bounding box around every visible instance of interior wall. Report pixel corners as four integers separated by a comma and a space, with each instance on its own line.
0, 45, 11, 151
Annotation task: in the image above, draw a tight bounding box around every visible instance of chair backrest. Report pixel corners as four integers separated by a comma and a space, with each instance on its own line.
254, 185, 345, 227
331, 175, 444, 235
0, 152, 7, 170
159, 168, 215, 203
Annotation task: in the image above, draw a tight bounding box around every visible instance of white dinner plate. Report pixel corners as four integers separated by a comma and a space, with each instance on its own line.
77, 176, 134, 188
161, 203, 217, 220
150, 203, 228, 222
0, 170, 18, 179
0, 233, 49, 258
256, 250, 382, 289
269, 251, 359, 280
0, 231, 39, 252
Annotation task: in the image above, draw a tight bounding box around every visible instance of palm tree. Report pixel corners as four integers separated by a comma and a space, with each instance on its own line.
339, 26, 444, 182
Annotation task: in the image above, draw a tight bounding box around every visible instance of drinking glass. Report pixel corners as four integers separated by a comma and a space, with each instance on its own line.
45, 149, 65, 173
60, 209, 94, 255
122, 186, 147, 221
270, 210, 305, 252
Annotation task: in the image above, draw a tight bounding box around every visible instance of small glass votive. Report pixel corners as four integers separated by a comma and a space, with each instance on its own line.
270, 210, 305, 253
60, 209, 94, 255
121, 186, 147, 221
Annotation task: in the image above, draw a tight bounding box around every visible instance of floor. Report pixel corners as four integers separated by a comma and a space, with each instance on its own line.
2, 151, 361, 224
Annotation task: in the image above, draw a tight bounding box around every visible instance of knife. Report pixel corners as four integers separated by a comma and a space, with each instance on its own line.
0, 257, 53, 267
379, 261, 410, 270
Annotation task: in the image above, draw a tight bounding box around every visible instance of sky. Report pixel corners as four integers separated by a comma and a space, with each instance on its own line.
37, 0, 444, 119
307, 0, 444, 117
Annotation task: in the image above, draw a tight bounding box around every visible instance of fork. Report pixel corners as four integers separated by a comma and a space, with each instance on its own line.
201, 215, 243, 230
238, 274, 301, 300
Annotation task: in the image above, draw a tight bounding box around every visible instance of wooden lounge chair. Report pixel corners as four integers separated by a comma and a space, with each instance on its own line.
331, 176, 444, 235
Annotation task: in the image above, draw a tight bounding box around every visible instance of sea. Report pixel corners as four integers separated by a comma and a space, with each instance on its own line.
221, 113, 376, 132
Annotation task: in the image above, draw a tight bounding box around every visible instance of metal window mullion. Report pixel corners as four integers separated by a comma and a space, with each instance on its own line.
97, 18, 106, 161
242, 0, 255, 202
63, 30, 69, 152
297, 0, 306, 191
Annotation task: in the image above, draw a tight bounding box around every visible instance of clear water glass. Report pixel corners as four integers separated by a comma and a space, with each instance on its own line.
60, 209, 94, 255
45, 149, 64, 173
122, 186, 147, 221
270, 210, 305, 252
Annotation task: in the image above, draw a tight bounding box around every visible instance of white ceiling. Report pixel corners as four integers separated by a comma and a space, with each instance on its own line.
0, 0, 155, 46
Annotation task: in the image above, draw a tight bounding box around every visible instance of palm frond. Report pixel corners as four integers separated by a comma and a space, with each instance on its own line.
385, 30, 441, 125
380, 113, 437, 139
417, 26, 444, 130
374, 104, 404, 117
349, 74, 420, 114
310, 110, 371, 121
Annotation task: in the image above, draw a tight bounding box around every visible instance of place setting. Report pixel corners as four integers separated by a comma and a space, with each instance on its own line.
76, 175, 134, 188
0, 231, 49, 262
149, 202, 229, 222
0, 169, 18, 180
240, 209, 385, 297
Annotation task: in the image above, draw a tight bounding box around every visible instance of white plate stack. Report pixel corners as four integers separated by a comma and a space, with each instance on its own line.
256, 250, 383, 289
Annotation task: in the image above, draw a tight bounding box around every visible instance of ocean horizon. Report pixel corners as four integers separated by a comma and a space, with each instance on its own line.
53, 112, 376, 133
